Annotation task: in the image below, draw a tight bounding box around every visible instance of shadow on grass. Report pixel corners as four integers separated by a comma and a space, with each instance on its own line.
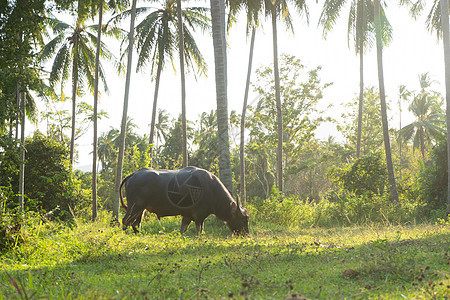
1, 224, 449, 299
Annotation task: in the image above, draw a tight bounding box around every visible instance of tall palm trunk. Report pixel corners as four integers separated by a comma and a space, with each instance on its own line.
356, 1, 364, 158
374, 0, 399, 202
271, 4, 283, 192
240, 27, 256, 202
399, 93, 402, 178
15, 83, 20, 139
112, 0, 137, 222
441, 0, 450, 213
210, 0, 233, 193
149, 57, 163, 167
18, 92, 25, 213
177, 0, 188, 168
70, 45, 79, 167
92, 0, 103, 222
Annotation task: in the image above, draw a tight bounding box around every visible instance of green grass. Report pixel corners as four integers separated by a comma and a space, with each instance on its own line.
1, 212, 449, 299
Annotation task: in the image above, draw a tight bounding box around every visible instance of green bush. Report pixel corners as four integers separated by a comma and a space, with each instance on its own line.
250, 187, 316, 228
0, 210, 23, 253
249, 185, 431, 229
329, 151, 387, 196
416, 140, 447, 212
23, 132, 90, 218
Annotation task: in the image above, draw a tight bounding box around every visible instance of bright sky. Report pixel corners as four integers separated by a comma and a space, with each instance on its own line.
32, 2, 447, 169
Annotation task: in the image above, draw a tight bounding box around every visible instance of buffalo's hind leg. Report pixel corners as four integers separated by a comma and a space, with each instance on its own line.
195, 220, 205, 235
131, 212, 144, 234
122, 204, 145, 234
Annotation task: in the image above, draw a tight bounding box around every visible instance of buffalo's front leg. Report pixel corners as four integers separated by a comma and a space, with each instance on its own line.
180, 216, 191, 234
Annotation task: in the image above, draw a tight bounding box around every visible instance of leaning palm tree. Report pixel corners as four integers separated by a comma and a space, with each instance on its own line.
112, 0, 138, 223
264, 0, 308, 192
228, 0, 264, 202
319, 0, 386, 158
133, 0, 209, 167
40, 9, 113, 166
373, 0, 398, 202
91, 0, 127, 222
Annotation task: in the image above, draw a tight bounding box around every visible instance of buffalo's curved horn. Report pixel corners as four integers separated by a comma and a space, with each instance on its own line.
235, 193, 242, 208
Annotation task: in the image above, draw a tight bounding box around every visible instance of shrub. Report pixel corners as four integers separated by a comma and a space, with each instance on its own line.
250, 187, 316, 228
416, 140, 447, 212
329, 151, 387, 196
0, 210, 23, 253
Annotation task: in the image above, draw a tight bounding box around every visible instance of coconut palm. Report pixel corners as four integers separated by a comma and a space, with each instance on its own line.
40, 9, 114, 167
227, 0, 264, 202
397, 84, 412, 177
153, 109, 172, 165
210, 0, 234, 193
91, 0, 128, 221
265, 0, 308, 192
399, 74, 445, 159
133, 0, 208, 166
373, 0, 398, 202
400, 0, 449, 213
113, 0, 138, 223
319, 1, 392, 158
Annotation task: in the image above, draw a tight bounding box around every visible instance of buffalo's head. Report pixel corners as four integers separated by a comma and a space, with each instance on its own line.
227, 201, 249, 235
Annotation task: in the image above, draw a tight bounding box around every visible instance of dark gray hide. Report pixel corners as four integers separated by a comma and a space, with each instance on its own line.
120, 167, 249, 235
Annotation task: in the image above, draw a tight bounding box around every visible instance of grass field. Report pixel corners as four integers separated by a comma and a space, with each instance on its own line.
1, 213, 449, 299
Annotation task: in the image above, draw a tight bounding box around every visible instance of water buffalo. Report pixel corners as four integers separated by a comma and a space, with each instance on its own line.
120, 166, 249, 235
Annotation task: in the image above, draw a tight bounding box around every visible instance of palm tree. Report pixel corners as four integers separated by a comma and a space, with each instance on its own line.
228, 0, 263, 202
373, 0, 398, 202
441, 0, 450, 214
131, 0, 209, 167
397, 84, 412, 176
265, 0, 308, 192
400, 0, 449, 214
210, 0, 234, 193
92, 0, 104, 222
153, 109, 172, 165
319, 0, 384, 158
113, 0, 138, 223
177, 0, 188, 168
98, 128, 120, 170
399, 74, 445, 159
40, 9, 113, 166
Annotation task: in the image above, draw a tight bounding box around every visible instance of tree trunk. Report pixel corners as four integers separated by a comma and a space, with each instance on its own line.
271, 4, 283, 192
441, 0, 450, 214
177, 0, 188, 168
18, 92, 25, 213
92, 0, 103, 222
240, 27, 256, 202
70, 46, 79, 167
356, 2, 364, 158
374, 0, 399, 203
149, 59, 163, 167
210, 0, 233, 193
112, 0, 137, 223
399, 93, 402, 179
15, 83, 20, 139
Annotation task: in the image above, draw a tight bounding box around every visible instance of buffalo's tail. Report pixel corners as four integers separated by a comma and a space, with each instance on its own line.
119, 173, 134, 210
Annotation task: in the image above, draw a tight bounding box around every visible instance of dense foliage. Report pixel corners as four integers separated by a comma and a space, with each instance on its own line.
0, 0, 448, 261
